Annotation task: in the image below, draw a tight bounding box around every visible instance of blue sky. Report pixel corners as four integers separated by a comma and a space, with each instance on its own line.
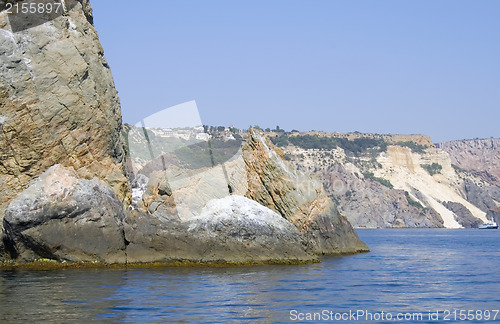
91, 0, 499, 142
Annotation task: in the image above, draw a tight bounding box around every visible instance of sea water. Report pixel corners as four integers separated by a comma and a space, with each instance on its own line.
0, 229, 499, 323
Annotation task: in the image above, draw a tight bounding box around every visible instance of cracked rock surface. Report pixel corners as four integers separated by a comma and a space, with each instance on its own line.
0, 0, 129, 224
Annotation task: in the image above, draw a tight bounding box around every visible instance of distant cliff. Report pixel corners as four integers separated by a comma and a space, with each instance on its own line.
267, 132, 499, 229
437, 139, 500, 187
437, 139, 500, 224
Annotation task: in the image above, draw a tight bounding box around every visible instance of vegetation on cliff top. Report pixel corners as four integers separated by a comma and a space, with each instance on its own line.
395, 141, 428, 153
270, 134, 388, 155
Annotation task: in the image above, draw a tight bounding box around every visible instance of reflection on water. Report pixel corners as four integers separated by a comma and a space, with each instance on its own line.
1, 229, 500, 323
0, 269, 127, 322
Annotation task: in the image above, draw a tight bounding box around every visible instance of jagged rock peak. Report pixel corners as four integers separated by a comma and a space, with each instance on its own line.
242, 129, 369, 254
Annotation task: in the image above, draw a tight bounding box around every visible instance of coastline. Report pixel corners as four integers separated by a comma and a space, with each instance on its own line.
0, 258, 322, 271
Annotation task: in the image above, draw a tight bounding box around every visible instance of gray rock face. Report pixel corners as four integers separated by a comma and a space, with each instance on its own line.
2, 164, 316, 264
0, 0, 130, 222
125, 196, 316, 264
320, 164, 444, 228
464, 180, 500, 213
3, 165, 127, 263
438, 139, 500, 186
486, 208, 500, 224
442, 201, 482, 228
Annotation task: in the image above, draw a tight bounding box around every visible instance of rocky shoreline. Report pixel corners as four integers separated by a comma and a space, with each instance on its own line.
0, 257, 322, 271
4, 0, 498, 270
0, 0, 370, 267
1, 130, 369, 266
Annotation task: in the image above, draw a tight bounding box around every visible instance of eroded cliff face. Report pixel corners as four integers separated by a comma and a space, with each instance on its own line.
285, 144, 445, 228
321, 164, 443, 228
437, 139, 500, 187
437, 139, 500, 223
282, 134, 498, 229
0, 0, 130, 223
374, 146, 488, 228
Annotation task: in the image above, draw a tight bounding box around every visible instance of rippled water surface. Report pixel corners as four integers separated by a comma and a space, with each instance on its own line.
1, 229, 499, 323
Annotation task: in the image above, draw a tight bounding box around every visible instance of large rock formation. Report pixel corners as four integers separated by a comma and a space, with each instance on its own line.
125, 195, 316, 264
4, 165, 127, 263
3, 164, 314, 264
242, 130, 368, 254
0, 0, 130, 223
128, 131, 500, 232
0, 1, 367, 265
132, 129, 369, 256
